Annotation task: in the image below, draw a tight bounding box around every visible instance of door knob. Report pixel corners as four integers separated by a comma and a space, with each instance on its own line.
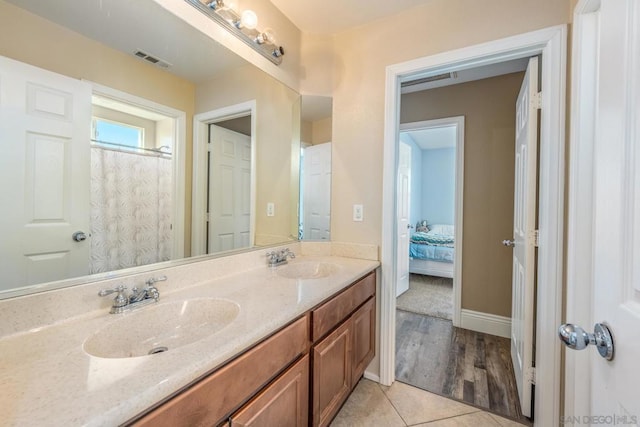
72, 231, 87, 242
407, 224, 414, 229
502, 239, 515, 247
558, 323, 614, 361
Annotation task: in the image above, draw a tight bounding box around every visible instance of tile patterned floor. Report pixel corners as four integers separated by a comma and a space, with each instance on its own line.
331, 379, 526, 426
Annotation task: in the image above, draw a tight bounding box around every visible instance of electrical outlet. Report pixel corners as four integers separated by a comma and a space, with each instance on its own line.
353, 204, 363, 222
267, 202, 275, 217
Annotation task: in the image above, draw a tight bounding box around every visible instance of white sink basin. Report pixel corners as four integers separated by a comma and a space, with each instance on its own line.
84, 298, 240, 358
277, 262, 339, 279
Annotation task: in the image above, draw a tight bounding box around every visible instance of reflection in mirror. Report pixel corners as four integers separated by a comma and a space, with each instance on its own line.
90, 94, 178, 274
299, 96, 332, 240
0, 0, 300, 298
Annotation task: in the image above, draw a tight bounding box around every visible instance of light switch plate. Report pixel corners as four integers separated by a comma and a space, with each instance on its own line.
267, 202, 275, 217
353, 204, 363, 221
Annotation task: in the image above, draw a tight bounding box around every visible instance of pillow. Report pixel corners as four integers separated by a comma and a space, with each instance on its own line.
427, 224, 454, 236
415, 220, 429, 232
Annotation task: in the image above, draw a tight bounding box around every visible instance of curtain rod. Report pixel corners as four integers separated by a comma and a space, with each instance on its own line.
91, 139, 172, 156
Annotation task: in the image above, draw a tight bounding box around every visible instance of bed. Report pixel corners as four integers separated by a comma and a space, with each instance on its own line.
409, 224, 455, 278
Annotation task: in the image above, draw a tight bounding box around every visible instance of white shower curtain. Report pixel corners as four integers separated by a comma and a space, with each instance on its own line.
90, 147, 172, 274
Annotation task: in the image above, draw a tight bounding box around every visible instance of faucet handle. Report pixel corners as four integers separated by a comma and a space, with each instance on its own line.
98, 284, 127, 297
98, 285, 129, 311
145, 275, 167, 286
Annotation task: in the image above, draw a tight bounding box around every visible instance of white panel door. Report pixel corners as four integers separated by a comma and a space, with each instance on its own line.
208, 125, 251, 253
302, 142, 331, 240
574, 1, 640, 420
510, 56, 539, 418
0, 56, 91, 292
396, 141, 412, 297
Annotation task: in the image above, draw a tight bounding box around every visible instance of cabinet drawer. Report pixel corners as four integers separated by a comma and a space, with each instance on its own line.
130, 315, 309, 427
312, 271, 375, 341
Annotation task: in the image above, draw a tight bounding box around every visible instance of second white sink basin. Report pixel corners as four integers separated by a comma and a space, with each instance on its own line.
277, 262, 339, 279
84, 298, 240, 358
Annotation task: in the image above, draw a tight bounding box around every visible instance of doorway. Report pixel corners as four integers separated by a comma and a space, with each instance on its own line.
395, 68, 528, 421
381, 26, 566, 426
396, 117, 463, 323
192, 101, 257, 256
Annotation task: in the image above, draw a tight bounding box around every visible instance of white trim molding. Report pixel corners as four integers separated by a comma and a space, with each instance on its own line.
192, 101, 257, 256
381, 25, 566, 427
564, 0, 601, 420
460, 309, 511, 339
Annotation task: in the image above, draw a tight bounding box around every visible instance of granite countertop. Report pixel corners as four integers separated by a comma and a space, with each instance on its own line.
0, 255, 378, 427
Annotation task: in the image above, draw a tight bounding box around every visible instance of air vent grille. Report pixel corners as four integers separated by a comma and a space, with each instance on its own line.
401, 72, 458, 87
133, 50, 172, 69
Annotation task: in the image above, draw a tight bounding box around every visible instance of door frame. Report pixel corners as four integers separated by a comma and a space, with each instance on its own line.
381, 25, 567, 425
399, 116, 464, 326
564, 0, 600, 419
90, 82, 187, 260
192, 100, 257, 256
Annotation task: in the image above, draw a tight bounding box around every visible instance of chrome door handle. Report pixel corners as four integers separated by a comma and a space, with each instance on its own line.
72, 231, 87, 242
558, 323, 614, 361
407, 224, 414, 229
502, 239, 515, 247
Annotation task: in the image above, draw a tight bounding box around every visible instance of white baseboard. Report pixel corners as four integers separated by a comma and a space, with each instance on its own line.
363, 371, 380, 383
460, 309, 511, 338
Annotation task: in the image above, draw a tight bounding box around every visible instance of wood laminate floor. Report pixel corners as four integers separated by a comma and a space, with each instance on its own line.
395, 309, 529, 424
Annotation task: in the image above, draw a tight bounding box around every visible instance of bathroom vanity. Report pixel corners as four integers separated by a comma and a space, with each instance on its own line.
0, 244, 378, 427
130, 270, 376, 427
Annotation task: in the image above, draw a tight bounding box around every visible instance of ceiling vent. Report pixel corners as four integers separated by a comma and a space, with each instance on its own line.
401, 72, 458, 88
133, 50, 172, 69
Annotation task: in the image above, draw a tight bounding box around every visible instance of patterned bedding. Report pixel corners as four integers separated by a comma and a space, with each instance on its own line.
410, 231, 454, 247
410, 242, 454, 262
409, 225, 455, 262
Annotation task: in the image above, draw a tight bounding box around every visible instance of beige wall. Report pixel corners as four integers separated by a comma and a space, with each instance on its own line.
327, 0, 570, 249
312, 117, 333, 144
401, 72, 524, 317
0, 0, 196, 254
301, 117, 333, 145
300, 33, 336, 96
195, 64, 300, 245
301, 120, 313, 144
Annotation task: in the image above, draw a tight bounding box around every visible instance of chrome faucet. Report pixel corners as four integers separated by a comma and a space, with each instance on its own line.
266, 248, 295, 267
98, 275, 166, 314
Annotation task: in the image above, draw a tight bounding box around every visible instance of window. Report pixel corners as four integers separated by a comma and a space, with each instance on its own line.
92, 118, 144, 151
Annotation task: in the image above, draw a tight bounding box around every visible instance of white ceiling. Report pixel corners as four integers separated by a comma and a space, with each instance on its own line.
402, 126, 456, 151
270, 0, 433, 35
6, 0, 248, 83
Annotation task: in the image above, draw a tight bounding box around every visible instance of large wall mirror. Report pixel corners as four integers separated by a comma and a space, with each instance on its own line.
0, 0, 300, 298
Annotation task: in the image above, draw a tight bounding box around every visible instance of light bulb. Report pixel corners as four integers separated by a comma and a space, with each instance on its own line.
240, 10, 258, 30
256, 28, 277, 45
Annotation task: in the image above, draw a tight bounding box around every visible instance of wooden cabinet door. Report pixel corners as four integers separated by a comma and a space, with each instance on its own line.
351, 297, 375, 387
312, 320, 351, 427
231, 355, 309, 427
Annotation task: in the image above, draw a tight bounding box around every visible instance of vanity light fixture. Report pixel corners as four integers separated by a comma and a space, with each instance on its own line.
238, 10, 258, 30
187, 0, 285, 65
